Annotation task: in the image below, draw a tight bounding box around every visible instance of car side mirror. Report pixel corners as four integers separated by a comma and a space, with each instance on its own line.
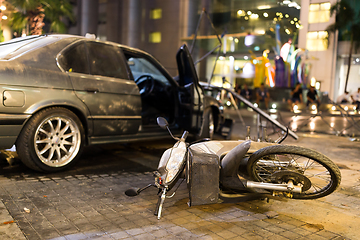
157, 117, 168, 129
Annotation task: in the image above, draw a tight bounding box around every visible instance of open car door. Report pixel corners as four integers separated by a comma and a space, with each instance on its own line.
176, 44, 204, 133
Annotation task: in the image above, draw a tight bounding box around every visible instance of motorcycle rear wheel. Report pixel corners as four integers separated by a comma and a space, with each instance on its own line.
247, 145, 341, 199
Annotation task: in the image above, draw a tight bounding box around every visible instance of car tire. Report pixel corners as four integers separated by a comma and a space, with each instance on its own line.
198, 108, 215, 139
16, 107, 85, 172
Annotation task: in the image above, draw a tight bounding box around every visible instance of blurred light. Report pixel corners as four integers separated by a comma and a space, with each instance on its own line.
331, 106, 336, 111
283, 0, 291, 4
263, 12, 269, 17
0, 5, 6, 11
258, 5, 271, 10
285, 14, 289, 18
311, 105, 317, 111
229, 37, 233, 41
242, 62, 255, 75
273, 17, 278, 21
244, 56, 249, 60
272, 103, 277, 109
290, 20, 295, 24
234, 38, 239, 43
289, 2, 298, 8
315, 82, 321, 90
356, 58, 360, 62
285, 29, 291, 34
234, 65, 240, 71
293, 105, 298, 111
2, 15, 7, 20
229, 56, 234, 61
354, 106, 357, 111
294, 18, 298, 21
254, 46, 260, 51
255, 29, 265, 35
254, 103, 258, 108
291, 122, 297, 130
344, 106, 348, 111
310, 122, 315, 130
250, 14, 259, 19
237, 10, 245, 16
245, 16, 249, 20
226, 101, 231, 106
219, 56, 225, 60
247, 11, 252, 15
310, 77, 316, 87
330, 122, 335, 128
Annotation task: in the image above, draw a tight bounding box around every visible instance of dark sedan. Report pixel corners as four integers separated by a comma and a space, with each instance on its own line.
0, 34, 223, 172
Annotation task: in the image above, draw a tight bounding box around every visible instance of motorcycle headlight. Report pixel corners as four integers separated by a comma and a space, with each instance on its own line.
164, 141, 187, 185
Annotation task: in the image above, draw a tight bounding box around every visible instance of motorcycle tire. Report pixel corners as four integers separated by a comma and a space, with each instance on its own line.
246, 145, 341, 199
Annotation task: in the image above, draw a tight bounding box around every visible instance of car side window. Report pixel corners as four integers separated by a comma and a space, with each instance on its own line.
126, 56, 170, 86
60, 42, 89, 74
86, 42, 128, 79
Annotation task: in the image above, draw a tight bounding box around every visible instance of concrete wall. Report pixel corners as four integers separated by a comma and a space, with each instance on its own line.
299, 0, 337, 100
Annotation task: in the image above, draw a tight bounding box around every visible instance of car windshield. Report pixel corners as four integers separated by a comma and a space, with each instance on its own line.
0, 35, 58, 60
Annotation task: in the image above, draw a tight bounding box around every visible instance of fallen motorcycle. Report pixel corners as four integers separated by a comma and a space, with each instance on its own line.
125, 117, 341, 219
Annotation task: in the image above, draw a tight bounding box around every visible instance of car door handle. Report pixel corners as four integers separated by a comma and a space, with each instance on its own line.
85, 88, 99, 93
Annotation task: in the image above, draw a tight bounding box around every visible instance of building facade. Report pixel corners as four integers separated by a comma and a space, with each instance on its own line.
2, 0, 358, 101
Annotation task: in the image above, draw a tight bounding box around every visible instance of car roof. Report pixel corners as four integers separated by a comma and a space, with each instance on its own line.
0, 34, 149, 60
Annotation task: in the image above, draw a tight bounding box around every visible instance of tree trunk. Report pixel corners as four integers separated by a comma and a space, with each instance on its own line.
345, 33, 354, 93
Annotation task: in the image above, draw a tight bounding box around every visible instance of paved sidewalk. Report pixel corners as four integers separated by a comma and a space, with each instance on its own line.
0, 170, 348, 240
0, 110, 359, 239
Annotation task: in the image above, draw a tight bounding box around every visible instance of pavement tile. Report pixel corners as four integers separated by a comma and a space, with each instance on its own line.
108, 230, 131, 239
150, 229, 169, 238
237, 231, 263, 240
315, 229, 341, 239
227, 225, 248, 235
263, 224, 286, 234
290, 226, 313, 236
190, 227, 212, 236
216, 229, 239, 239
125, 227, 146, 236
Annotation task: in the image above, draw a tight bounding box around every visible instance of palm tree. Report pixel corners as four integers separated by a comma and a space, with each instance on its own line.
326, 0, 360, 93
8, 0, 73, 35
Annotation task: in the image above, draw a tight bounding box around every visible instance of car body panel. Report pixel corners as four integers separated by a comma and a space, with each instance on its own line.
0, 34, 224, 154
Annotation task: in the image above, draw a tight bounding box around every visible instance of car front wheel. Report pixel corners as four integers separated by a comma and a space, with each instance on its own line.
198, 108, 215, 139
16, 107, 85, 172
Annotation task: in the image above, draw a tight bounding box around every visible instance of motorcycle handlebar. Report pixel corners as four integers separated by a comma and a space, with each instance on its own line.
181, 131, 189, 141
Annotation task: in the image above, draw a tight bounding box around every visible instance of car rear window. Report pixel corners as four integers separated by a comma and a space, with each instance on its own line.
0, 35, 59, 60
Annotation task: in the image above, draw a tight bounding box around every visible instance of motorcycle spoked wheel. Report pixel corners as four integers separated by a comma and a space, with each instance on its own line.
246, 145, 341, 199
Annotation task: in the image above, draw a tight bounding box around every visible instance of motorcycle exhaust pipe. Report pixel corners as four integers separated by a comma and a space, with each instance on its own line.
244, 180, 302, 193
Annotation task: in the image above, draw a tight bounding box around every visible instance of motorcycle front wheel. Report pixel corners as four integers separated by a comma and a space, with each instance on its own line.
247, 145, 341, 199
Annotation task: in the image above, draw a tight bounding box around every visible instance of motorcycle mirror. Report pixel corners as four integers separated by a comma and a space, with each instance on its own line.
157, 117, 169, 129
125, 188, 139, 197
